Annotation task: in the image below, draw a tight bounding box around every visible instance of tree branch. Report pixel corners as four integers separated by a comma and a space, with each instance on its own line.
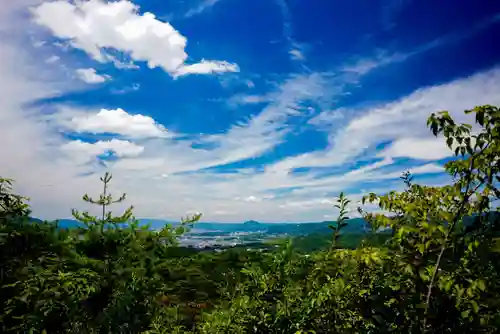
422, 147, 486, 331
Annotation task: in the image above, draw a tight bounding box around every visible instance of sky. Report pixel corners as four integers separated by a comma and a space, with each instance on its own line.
1, 0, 500, 223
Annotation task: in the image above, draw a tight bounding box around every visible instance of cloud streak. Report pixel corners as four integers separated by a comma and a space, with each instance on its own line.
184, 0, 221, 18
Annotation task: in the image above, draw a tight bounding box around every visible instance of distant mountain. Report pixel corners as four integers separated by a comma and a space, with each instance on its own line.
137, 219, 179, 229
56, 219, 84, 229
243, 220, 261, 225
27, 216, 371, 249
28, 217, 368, 238
28, 218, 369, 232
28, 217, 82, 229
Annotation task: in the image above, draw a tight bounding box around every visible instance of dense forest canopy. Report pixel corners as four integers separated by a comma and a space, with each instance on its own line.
1, 105, 499, 333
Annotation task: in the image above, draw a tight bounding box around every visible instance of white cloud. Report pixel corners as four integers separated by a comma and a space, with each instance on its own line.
342, 15, 500, 77
342, 51, 408, 75
379, 137, 451, 160
62, 139, 144, 163
109, 72, 330, 177
276, 67, 500, 171
227, 94, 270, 106
244, 196, 261, 202
409, 163, 444, 174
45, 55, 60, 64
185, 0, 221, 17
32, 40, 46, 48
213, 210, 232, 216
289, 49, 305, 61
4, 46, 500, 223
276, 0, 306, 63
308, 108, 345, 127
75, 68, 110, 84
173, 60, 239, 78
68, 108, 168, 138
0, 0, 42, 32
0, 5, 111, 220
32, 0, 238, 77
111, 83, 140, 94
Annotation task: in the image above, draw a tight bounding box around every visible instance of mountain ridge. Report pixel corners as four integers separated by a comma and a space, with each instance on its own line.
30, 217, 369, 234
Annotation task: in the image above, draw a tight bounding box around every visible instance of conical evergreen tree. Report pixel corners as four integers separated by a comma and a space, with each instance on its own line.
71, 172, 133, 232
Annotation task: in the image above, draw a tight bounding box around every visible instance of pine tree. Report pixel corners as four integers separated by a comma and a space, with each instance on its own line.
71, 172, 133, 232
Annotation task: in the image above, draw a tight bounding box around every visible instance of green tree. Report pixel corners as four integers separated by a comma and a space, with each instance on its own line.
0, 178, 30, 219
361, 105, 500, 332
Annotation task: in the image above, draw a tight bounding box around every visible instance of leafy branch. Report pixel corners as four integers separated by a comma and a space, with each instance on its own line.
329, 192, 351, 249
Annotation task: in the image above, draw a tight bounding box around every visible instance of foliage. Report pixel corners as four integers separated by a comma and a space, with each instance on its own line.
328, 192, 351, 249
0, 104, 499, 333
0, 178, 30, 219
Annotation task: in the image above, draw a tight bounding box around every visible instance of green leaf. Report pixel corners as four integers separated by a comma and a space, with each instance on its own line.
470, 300, 479, 313
446, 137, 453, 148
476, 110, 485, 126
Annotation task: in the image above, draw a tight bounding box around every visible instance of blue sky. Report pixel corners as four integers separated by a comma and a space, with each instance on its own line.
1, 0, 500, 222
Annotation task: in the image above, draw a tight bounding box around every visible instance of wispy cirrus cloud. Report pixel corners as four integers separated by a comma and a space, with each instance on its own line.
344, 12, 500, 76
184, 0, 221, 18
276, 0, 308, 63
278, 67, 500, 172
119, 67, 499, 221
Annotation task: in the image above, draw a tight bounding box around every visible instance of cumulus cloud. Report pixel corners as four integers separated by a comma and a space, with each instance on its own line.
62, 139, 144, 163
31, 0, 238, 77
68, 108, 169, 138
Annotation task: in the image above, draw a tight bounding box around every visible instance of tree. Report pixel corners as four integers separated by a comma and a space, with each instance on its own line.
0, 178, 30, 219
71, 171, 133, 232
361, 105, 500, 332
